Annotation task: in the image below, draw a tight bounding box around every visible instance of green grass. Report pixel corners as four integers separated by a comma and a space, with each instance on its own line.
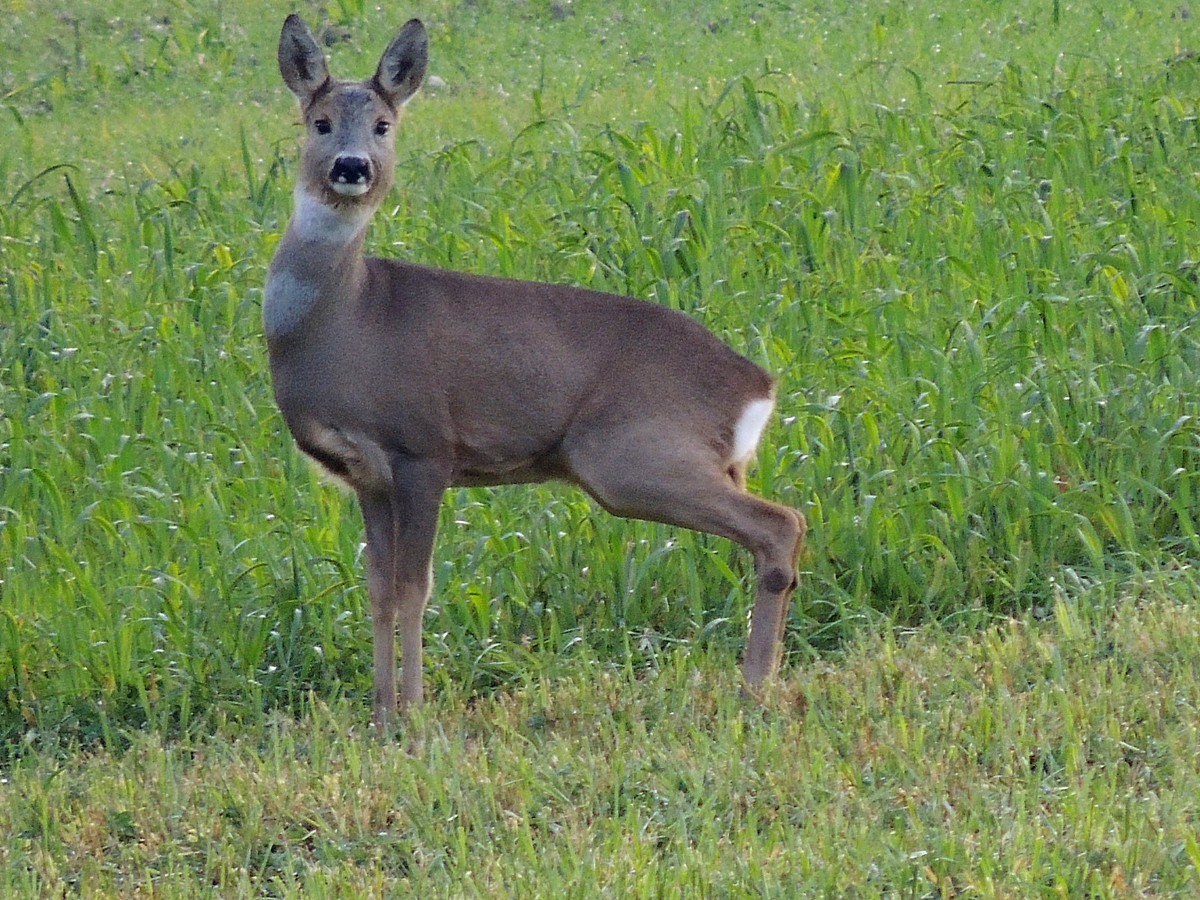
3, 0, 1200, 893
3, 574, 1199, 895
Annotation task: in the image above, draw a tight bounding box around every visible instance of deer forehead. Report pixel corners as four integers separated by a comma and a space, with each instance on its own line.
307, 84, 395, 127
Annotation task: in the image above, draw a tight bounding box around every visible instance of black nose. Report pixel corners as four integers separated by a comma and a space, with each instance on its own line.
330, 155, 371, 187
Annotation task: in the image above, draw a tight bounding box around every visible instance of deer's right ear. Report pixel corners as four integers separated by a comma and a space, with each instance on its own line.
278, 15, 330, 100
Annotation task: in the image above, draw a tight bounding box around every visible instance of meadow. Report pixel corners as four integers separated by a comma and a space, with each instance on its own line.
2, 0, 1200, 894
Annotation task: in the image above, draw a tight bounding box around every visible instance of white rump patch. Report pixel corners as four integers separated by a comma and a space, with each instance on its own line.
291, 188, 373, 244
731, 397, 775, 464
263, 270, 318, 340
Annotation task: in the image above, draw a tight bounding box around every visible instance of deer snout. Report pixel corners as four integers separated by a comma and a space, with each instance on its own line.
329, 154, 373, 196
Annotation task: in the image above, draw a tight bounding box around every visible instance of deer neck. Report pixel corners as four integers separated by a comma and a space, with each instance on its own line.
264, 187, 376, 343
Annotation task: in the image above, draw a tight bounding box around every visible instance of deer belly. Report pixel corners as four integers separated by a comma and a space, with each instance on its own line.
445, 434, 567, 485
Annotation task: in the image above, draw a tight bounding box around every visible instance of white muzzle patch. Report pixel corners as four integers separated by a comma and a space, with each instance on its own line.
331, 180, 371, 197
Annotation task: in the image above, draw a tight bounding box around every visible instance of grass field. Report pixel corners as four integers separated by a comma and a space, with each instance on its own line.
3, 0, 1200, 894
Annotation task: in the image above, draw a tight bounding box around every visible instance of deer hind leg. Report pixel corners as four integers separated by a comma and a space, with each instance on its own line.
743, 500, 806, 685
564, 433, 805, 687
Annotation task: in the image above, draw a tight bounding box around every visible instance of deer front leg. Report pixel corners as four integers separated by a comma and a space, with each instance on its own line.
359, 458, 448, 729
360, 491, 400, 728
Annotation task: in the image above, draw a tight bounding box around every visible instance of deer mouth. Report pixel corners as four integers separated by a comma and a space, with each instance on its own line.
331, 179, 371, 197
329, 155, 373, 197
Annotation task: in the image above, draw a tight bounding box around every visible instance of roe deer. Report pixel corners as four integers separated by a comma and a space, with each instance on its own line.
265, 14, 806, 727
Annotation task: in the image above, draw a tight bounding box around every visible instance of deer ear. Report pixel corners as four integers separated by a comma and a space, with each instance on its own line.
278, 15, 330, 100
373, 19, 428, 108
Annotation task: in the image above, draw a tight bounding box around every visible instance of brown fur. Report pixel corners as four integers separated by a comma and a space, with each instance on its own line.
266, 15, 806, 727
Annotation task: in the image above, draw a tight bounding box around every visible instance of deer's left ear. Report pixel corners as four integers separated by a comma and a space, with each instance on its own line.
374, 19, 428, 108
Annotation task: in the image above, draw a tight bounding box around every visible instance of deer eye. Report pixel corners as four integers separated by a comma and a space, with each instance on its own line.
374, 120, 391, 137
314, 118, 332, 135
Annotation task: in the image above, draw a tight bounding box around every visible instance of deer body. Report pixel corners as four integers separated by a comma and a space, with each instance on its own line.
267, 15, 806, 727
